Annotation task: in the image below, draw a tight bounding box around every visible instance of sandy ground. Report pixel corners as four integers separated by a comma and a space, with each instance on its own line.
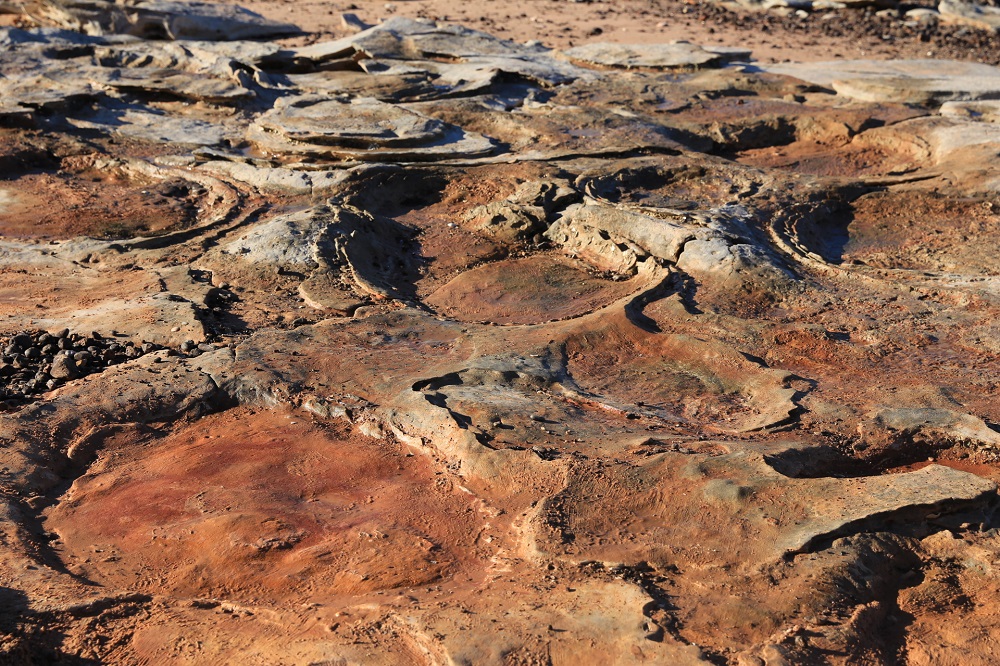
224, 0, 1000, 63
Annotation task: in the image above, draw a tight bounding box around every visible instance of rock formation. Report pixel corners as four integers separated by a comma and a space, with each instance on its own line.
0, 4, 999, 664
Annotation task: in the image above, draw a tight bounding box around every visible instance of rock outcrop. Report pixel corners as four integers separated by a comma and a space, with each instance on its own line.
0, 4, 999, 665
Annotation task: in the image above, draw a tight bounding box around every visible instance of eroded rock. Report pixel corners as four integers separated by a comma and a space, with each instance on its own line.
0, 5, 999, 665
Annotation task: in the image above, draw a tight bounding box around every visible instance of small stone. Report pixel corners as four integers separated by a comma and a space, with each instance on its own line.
49, 355, 79, 380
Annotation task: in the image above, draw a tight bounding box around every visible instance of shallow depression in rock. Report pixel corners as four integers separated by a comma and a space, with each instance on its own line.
786, 188, 1000, 272
580, 161, 756, 211
425, 254, 642, 325
0, 150, 207, 239
844, 190, 1000, 273
43, 407, 483, 602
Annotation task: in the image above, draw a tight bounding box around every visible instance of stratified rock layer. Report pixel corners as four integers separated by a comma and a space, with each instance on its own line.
0, 7, 999, 666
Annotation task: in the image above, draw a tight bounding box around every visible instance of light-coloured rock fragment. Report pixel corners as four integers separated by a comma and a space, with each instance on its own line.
860, 407, 1000, 449
562, 41, 751, 69
248, 95, 496, 161
905, 7, 941, 22
763, 59, 1000, 105
939, 0, 1000, 31
940, 99, 1000, 122
779, 465, 997, 554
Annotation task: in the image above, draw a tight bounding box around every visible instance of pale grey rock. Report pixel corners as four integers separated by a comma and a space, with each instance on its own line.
67, 106, 228, 145
291, 17, 588, 88
939, 0, 1000, 31
348, 54, 589, 97
212, 203, 415, 303
247, 95, 495, 162
545, 219, 647, 274
878, 115, 1000, 167
860, 407, 1000, 449
255, 95, 446, 148
219, 208, 330, 273
940, 99, 1000, 122
0, 73, 104, 112
763, 59, 1000, 105
294, 16, 544, 62
340, 12, 372, 33
555, 202, 696, 264
0, 26, 106, 49
197, 160, 352, 194
284, 69, 441, 102
676, 237, 794, 295
97, 67, 253, 102
464, 180, 579, 243
779, 465, 997, 554
562, 42, 751, 69
905, 7, 940, 21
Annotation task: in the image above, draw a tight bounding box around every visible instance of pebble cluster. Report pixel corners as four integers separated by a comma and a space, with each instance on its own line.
0, 329, 164, 406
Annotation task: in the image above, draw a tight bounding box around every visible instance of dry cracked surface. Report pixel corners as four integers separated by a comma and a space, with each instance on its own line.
3, 1, 1000, 665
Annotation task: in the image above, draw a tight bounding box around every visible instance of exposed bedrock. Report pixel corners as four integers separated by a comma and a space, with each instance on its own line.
1, 6, 1000, 665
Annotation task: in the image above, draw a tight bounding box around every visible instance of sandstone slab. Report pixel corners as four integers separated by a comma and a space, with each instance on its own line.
562, 41, 752, 69
764, 58, 1000, 104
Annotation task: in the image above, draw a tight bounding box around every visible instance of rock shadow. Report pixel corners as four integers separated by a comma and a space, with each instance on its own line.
0, 587, 101, 666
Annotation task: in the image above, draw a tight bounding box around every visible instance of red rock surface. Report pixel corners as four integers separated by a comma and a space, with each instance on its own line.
0, 2, 1000, 665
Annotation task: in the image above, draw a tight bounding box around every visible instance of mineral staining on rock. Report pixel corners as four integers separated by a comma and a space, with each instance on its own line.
1, 3, 1000, 665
